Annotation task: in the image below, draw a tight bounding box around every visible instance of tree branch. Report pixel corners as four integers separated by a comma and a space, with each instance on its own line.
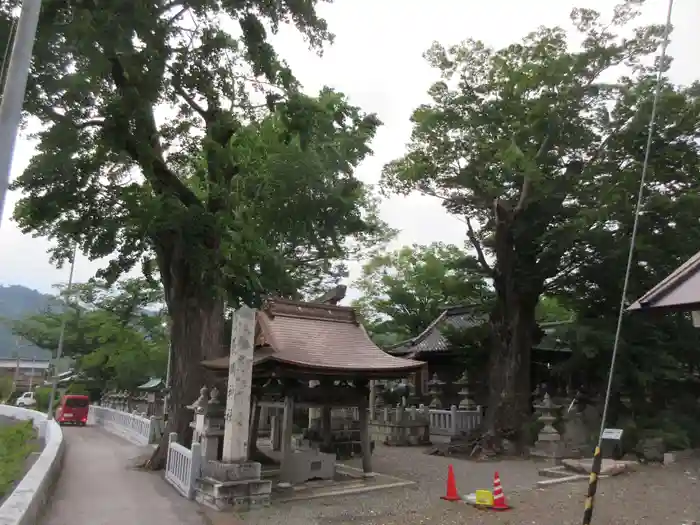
466, 217, 492, 274
515, 133, 552, 214
107, 56, 201, 208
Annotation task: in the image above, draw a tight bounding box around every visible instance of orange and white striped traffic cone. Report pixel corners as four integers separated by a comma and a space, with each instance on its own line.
490, 471, 511, 511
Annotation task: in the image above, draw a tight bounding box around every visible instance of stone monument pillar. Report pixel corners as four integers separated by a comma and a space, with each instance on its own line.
195, 306, 271, 511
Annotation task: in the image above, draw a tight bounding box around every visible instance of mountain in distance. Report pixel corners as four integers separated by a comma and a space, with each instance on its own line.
0, 284, 53, 360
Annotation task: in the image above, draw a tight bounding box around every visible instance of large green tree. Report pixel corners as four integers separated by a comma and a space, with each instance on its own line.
380, 2, 676, 442
11, 279, 169, 391
353, 242, 491, 346
2, 1, 386, 465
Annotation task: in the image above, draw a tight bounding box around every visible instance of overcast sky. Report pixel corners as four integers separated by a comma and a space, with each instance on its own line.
0, 0, 697, 299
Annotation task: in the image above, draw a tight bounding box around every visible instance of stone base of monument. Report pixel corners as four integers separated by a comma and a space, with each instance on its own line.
529, 440, 564, 464
279, 450, 336, 485
195, 460, 272, 511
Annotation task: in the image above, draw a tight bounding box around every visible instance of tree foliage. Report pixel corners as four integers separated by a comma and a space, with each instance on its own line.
1, 0, 389, 464
353, 243, 491, 346
379, 1, 685, 440
11, 279, 168, 391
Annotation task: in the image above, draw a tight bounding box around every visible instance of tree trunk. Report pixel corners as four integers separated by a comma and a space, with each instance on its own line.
146, 236, 225, 470
485, 292, 537, 446
484, 200, 541, 449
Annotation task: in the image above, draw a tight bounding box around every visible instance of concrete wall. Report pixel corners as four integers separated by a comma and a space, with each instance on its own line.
0, 405, 65, 525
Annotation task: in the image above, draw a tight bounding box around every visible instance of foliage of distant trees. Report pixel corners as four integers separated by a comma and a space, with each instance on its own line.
10, 279, 168, 392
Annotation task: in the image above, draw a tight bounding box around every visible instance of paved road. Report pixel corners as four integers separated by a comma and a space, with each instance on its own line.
40, 426, 208, 525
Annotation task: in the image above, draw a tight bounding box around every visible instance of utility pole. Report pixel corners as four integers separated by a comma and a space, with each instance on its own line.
28, 356, 36, 391
0, 0, 43, 229
47, 242, 77, 419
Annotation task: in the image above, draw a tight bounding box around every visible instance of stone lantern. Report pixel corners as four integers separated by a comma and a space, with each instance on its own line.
454, 370, 475, 410
427, 373, 445, 409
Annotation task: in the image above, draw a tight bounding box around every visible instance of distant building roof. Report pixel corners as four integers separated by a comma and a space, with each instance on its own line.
138, 377, 164, 390
628, 250, 700, 312
535, 320, 573, 353
385, 305, 486, 358
385, 307, 572, 358
201, 299, 423, 377
0, 358, 51, 370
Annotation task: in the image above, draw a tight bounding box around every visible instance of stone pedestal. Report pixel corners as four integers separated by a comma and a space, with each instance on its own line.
196, 461, 271, 511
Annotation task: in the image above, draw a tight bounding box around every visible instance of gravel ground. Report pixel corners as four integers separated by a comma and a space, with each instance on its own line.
210, 447, 700, 525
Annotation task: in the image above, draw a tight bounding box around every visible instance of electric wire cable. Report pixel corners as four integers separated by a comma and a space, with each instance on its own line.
582, 0, 675, 523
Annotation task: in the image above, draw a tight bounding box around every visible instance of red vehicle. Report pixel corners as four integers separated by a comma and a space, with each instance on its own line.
55, 394, 90, 426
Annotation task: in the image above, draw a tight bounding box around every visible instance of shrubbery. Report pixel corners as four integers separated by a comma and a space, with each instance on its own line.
0, 421, 37, 497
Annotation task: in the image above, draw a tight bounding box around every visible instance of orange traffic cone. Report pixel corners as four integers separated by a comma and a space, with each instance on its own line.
440, 464, 461, 502
491, 471, 511, 511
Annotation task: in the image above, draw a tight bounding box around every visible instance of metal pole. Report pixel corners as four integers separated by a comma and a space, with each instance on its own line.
0, 0, 43, 229
163, 341, 172, 420
28, 356, 35, 391
47, 243, 77, 419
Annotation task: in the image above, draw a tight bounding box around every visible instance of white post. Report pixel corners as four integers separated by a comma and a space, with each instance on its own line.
166, 432, 177, 473
0, 0, 44, 227
222, 305, 256, 462
189, 442, 202, 499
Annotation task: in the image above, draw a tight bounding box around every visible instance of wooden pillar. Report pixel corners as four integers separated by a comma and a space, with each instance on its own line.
369, 380, 376, 419
270, 410, 282, 451
358, 382, 373, 476
321, 405, 332, 450
248, 397, 261, 460
279, 395, 295, 486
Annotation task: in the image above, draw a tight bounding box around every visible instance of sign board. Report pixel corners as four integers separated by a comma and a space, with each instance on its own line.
601, 428, 623, 441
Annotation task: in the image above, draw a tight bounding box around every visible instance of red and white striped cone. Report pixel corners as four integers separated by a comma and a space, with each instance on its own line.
491, 471, 511, 511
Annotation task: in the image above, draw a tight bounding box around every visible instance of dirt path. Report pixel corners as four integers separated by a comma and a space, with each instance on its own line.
40, 426, 208, 525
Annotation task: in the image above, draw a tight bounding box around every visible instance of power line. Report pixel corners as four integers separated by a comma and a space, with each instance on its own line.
581, 1, 675, 523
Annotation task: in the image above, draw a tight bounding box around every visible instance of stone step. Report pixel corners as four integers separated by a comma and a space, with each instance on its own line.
538, 466, 572, 479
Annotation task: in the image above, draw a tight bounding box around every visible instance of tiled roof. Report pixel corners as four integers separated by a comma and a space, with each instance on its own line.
534, 320, 573, 353
201, 299, 423, 375
628, 250, 700, 312
137, 377, 164, 390
386, 305, 486, 357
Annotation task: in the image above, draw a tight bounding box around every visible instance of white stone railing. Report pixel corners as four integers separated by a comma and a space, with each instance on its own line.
0, 405, 65, 525
347, 404, 482, 438
429, 405, 482, 437
88, 405, 161, 446
165, 432, 201, 499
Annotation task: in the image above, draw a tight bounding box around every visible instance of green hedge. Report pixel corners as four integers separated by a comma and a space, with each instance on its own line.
0, 421, 37, 497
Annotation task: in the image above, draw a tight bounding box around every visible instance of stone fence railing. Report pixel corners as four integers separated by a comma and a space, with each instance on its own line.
88, 405, 163, 446
346, 404, 483, 439
164, 432, 202, 499
0, 405, 65, 525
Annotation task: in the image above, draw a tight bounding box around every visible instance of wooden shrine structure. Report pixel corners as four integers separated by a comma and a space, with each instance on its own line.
200, 296, 423, 482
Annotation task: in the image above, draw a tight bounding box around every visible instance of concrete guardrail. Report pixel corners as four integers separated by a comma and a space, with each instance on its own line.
0, 405, 65, 525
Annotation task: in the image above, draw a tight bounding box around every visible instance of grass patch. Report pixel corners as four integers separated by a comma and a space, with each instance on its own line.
0, 421, 38, 498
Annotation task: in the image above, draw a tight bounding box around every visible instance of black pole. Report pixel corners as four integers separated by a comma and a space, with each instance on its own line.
581, 445, 603, 525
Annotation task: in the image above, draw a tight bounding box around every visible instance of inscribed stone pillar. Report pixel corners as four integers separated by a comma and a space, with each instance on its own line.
222, 305, 256, 463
